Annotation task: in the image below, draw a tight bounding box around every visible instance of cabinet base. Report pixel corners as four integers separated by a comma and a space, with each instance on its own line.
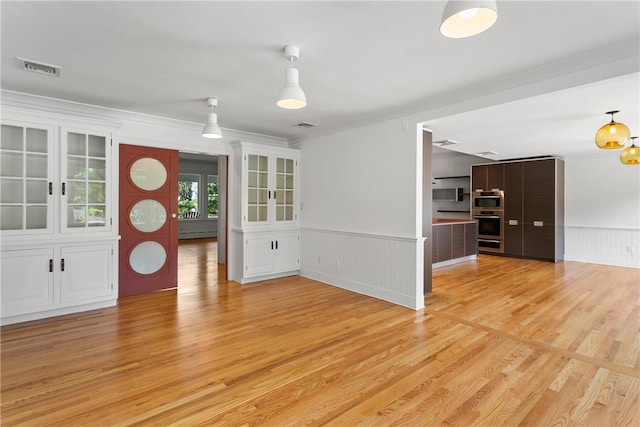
478, 251, 563, 263
1, 299, 116, 326
433, 255, 478, 269
237, 271, 299, 285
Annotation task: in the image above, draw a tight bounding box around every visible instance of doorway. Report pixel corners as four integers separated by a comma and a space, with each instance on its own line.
176, 152, 228, 282
118, 146, 228, 297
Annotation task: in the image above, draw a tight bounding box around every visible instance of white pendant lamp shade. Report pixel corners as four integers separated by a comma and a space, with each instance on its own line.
202, 97, 222, 139
440, 0, 498, 38
202, 112, 222, 139
277, 45, 307, 109
277, 67, 307, 109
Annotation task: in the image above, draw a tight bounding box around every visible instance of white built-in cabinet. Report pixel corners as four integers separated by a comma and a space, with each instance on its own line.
0, 112, 119, 325
231, 141, 300, 283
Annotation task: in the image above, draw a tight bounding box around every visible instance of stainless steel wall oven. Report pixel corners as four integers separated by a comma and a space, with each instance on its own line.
472, 190, 505, 254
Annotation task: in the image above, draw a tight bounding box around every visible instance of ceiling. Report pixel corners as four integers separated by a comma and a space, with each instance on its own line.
1, 1, 639, 160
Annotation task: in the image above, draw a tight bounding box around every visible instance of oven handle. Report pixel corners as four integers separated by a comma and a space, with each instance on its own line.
478, 239, 501, 243
474, 215, 501, 219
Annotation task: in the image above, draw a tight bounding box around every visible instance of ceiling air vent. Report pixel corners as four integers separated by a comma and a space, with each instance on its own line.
18, 57, 61, 77
296, 121, 318, 128
432, 139, 459, 146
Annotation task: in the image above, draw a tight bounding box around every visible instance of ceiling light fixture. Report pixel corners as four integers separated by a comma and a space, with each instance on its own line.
595, 110, 629, 149
277, 45, 307, 110
620, 136, 639, 165
202, 97, 222, 139
440, 0, 498, 38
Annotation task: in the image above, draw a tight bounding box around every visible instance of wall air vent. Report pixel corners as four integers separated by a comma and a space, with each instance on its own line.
296, 121, 318, 128
432, 139, 459, 146
18, 57, 61, 77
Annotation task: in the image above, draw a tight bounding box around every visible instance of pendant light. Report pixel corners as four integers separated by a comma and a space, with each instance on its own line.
440, 0, 498, 39
202, 97, 222, 139
620, 136, 640, 165
277, 45, 307, 110
595, 110, 629, 149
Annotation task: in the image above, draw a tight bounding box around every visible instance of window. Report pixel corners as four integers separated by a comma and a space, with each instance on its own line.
178, 173, 199, 219
207, 175, 218, 217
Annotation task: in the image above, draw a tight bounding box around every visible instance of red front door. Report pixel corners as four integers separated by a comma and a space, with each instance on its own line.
119, 144, 178, 297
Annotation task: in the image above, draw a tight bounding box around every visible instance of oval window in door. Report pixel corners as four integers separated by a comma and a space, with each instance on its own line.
130, 157, 167, 191
129, 199, 167, 233
129, 241, 167, 275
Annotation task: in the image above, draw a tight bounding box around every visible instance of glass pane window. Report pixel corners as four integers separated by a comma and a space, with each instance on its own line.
178, 173, 200, 219
1, 123, 51, 233
207, 175, 218, 217
246, 154, 269, 223
275, 156, 295, 221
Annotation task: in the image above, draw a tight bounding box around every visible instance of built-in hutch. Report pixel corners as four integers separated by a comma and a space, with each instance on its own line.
1, 109, 119, 325
229, 141, 300, 283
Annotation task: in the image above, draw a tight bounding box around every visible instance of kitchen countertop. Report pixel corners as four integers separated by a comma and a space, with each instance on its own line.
432, 218, 476, 225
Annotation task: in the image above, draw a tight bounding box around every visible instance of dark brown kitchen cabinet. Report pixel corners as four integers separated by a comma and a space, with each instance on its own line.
463, 222, 478, 257
501, 158, 564, 261
503, 162, 524, 256
435, 224, 452, 263
432, 222, 478, 264
471, 163, 504, 191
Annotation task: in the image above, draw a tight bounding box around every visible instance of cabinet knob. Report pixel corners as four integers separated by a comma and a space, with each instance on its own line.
172, 213, 177, 218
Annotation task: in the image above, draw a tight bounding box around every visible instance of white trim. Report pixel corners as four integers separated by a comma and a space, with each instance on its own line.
2, 90, 289, 147
0, 300, 116, 326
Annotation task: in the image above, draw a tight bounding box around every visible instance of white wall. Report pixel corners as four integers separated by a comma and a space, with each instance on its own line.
431, 150, 484, 219
295, 118, 426, 310
564, 154, 640, 267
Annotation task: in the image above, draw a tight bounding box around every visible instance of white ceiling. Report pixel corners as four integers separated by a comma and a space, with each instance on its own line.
1, 1, 639, 160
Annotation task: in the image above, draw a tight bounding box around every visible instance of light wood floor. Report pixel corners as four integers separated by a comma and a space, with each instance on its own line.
1, 239, 638, 426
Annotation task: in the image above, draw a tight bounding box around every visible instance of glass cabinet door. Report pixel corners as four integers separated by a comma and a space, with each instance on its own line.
0, 123, 54, 234
275, 156, 296, 222
246, 154, 269, 223
62, 129, 110, 231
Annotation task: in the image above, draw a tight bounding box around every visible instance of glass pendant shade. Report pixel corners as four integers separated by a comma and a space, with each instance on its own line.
277, 67, 307, 109
595, 111, 630, 149
620, 137, 640, 165
202, 112, 222, 139
440, 0, 498, 38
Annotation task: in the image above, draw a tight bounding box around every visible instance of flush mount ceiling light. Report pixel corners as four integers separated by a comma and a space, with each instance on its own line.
620, 136, 639, 165
277, 45, 307, 110
595, 110, 630, 149
202, 97, 223, 139
440, 0, 498, 38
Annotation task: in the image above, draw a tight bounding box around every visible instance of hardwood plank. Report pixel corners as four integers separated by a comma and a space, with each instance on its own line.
1, 243, 638, 426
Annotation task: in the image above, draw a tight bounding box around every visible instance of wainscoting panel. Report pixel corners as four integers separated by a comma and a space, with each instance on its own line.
299, 228, 424, 309
564, 226, 639, 268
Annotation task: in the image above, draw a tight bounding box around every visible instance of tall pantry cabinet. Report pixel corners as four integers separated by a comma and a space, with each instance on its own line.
1, 109, 119, 325
503, 158, 564, 261
230, 141, 300, 283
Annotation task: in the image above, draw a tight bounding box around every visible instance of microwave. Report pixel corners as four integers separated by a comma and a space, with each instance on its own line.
472, 190, 503, 209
